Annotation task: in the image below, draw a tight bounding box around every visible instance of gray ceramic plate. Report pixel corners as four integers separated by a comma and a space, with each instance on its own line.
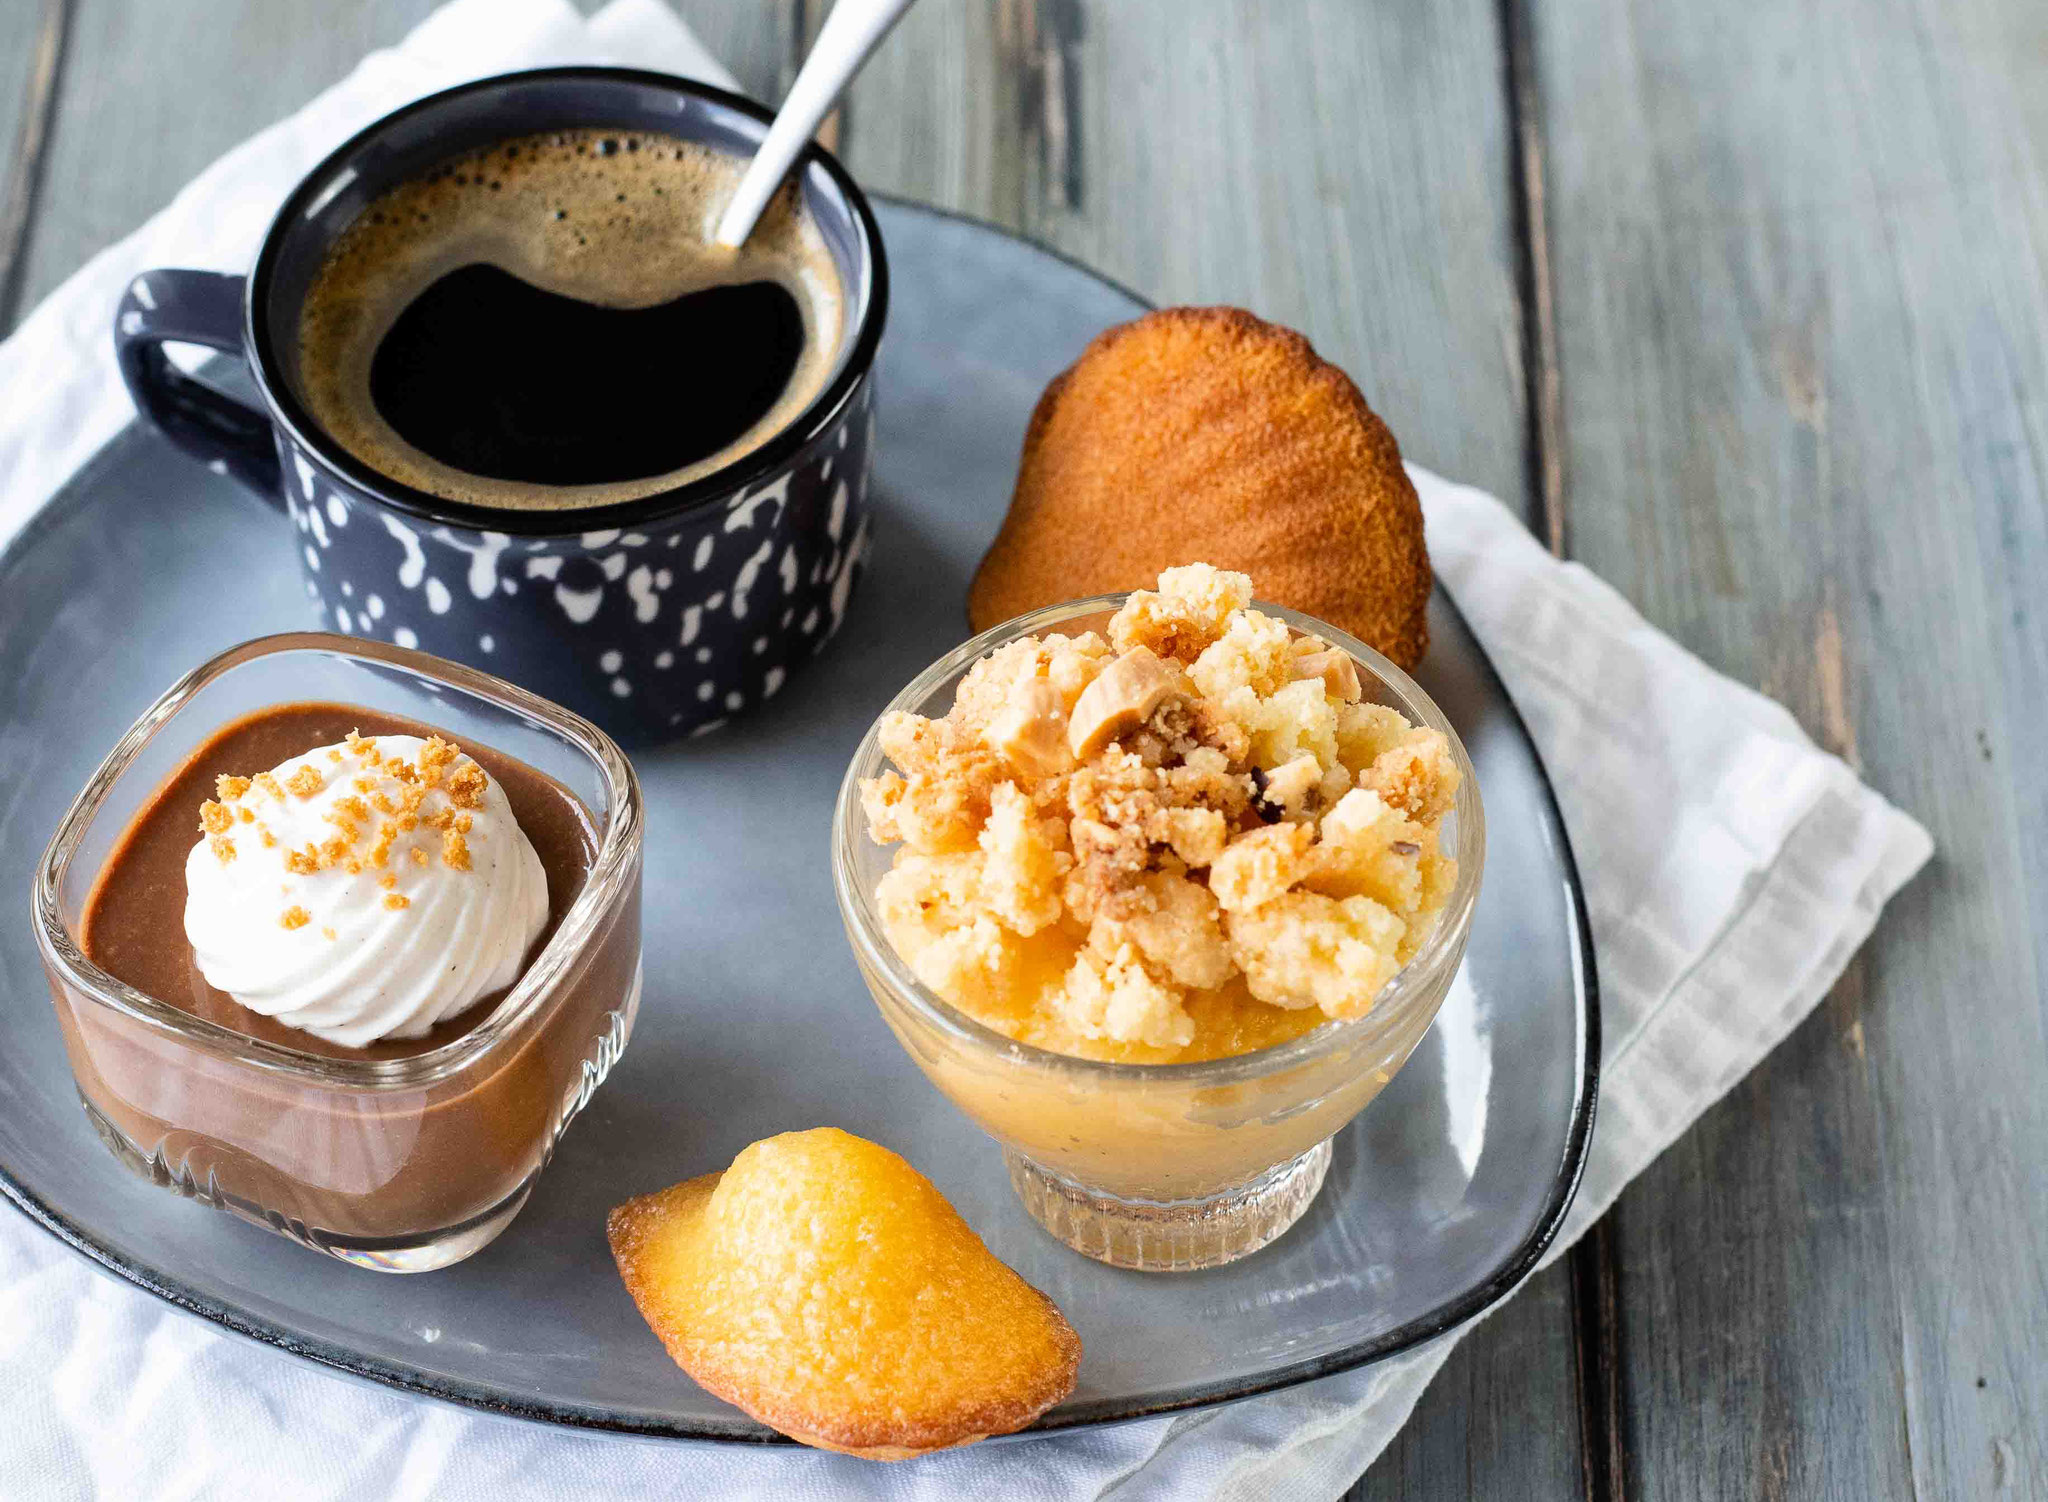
0, 200, 1596, 1441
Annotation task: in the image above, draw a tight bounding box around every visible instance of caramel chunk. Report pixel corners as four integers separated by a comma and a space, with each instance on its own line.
1291, 647, 1362, 701
1066, 646, 1180, 759
988, 677, 1073, 776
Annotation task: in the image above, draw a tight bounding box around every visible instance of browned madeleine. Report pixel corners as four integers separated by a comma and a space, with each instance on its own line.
969, 306, 1432, 671
607, 1128, 1082, 1459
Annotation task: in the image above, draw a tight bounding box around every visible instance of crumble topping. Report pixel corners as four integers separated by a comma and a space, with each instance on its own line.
860, 563, 1461, 1064
198, 731, 493, 930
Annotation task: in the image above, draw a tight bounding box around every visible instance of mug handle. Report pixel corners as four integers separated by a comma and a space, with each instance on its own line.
114, 270, 283, 507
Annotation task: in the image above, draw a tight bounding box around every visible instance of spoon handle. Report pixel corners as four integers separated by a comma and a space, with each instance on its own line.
714, 0, 918, 249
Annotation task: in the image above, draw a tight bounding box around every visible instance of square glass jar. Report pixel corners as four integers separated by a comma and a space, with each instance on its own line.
835, 597, 1483, 1271
33, 632, 643, 1272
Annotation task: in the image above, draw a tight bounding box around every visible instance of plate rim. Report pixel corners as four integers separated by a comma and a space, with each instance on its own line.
0, 193, 1600, 1443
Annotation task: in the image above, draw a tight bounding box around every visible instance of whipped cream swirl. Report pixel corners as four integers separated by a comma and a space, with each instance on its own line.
185, 732, 548, 1047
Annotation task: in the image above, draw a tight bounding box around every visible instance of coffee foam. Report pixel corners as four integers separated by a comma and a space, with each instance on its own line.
295, 128, 847, 511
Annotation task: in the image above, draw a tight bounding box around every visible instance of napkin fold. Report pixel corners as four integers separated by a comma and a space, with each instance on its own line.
0, 2, 1931, 1498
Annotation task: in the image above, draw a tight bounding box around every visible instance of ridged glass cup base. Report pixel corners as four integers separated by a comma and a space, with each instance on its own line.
77, 1094, 535, 1272
1005, 1139, 1333, 1272
72, 979, 638, 1274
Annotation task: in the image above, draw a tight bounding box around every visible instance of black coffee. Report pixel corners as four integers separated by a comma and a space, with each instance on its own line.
295, 128, 844, 512
369, 264, 806, 486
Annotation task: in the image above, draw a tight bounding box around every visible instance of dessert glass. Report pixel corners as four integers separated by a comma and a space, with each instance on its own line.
33, 632, 643, 1272
833, 596, 1483, 1271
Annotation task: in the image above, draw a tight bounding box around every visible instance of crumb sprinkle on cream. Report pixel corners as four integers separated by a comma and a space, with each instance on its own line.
206, 731, 492, 898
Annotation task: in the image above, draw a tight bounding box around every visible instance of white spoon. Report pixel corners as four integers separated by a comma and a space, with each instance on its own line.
714, 0, 918, 249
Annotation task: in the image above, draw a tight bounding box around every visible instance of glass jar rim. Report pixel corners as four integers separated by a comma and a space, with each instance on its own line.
32, 631, 643, 1090
831, 591, 1487, 1086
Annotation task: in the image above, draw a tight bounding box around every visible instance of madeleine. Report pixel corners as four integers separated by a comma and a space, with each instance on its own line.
607, 1128, 1082, 1459
969, 306, 1433, 671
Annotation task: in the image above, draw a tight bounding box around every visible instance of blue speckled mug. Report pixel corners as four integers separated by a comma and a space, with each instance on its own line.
114, 68, 887, 746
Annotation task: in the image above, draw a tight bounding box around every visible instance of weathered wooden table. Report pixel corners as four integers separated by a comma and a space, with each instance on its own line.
3, 1, 2042, 1494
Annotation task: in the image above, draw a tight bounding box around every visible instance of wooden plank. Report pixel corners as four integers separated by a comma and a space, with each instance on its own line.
662, 0, 786, 103
1533, 0, 2048, 1493
1353, 1267, 1588, 1501
1568, 1216, 1627, 1502
8, 0, 790, 313
1504, 1, 1626, 1489
838, 0, 1535, 510
834, 5, 1586, 1497
0, 0, 68, 330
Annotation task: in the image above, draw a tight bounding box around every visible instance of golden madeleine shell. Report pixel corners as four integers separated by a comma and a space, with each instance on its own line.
969, 306, 1432, 671
607, 1128, 1082, 1459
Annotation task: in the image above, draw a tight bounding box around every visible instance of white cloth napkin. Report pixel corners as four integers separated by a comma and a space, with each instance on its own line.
0, 2, 1932, 1497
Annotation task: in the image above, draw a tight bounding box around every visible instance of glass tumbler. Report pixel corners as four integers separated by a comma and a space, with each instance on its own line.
33, 632, 643, 1272
834, 597, 1484, 1271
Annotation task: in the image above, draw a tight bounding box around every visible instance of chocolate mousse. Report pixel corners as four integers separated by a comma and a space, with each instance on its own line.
83, 703, 591, 1059
49, 701, 641, 1254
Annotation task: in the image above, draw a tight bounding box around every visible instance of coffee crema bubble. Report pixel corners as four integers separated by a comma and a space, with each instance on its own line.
294, 129, 846, 512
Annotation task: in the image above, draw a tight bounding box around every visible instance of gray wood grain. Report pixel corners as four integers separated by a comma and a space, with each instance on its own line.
662, 0, 786, 102
6, 0, 788, 313
0, 2, 51, 189
12, 1, 1585, 1494
0, 0, 67, 329
1533, 0, 2048, 1493
12, 0, 444, 311
1354, 1272, 1588, 1502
